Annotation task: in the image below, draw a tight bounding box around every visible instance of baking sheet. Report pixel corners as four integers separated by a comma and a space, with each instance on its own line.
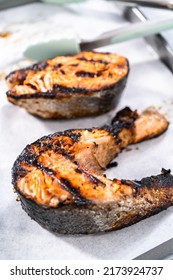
0, 0, 173, 260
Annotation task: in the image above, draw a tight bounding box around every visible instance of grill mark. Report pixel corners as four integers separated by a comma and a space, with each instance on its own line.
117, 64, 125, 69
60, 148, 74, 160
75, 167, 105, 186
27, 61, 48, 71
76, 71, 95, 78
7, 73, 128, 99
25, 149, 105, 201
32, 161, 89, 204
78, 57, 109, 65
75, 70, 104, 78
27, 84, 37, 90
53, 63, 62, 69
60, 178, 89, 204
51, 81, 120, 94
75, 167, 82, 174
34, 163, 56, 176
34, 146, 105, 187
60, 69, 65, 75
6, 51, 129, 103
52, 84, 89, 94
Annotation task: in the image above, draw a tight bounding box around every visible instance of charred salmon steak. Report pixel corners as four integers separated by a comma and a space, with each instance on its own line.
6, 51, 129, 119
12, 107, 172, 234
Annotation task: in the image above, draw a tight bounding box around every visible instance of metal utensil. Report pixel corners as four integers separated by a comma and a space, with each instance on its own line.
108, 0, 173, 10
81, 17, 173, 50
134, 238, 173, 260
120, 4, 173, 72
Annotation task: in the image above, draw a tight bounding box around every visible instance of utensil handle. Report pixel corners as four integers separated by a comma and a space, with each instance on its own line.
107, 0, 173, 10
81, 17, 173, 50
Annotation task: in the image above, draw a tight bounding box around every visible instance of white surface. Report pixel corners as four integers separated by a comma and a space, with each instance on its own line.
0, 0, 173, 260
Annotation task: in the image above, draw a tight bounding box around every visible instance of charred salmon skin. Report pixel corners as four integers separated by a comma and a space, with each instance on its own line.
12, 107, 172, 234
6, 51, 129, 118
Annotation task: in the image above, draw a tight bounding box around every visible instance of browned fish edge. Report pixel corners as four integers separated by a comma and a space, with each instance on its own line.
12, 108, 172, 234
6, 74, 128, 99
5, 52, 130, 118
14, 170, 173, 234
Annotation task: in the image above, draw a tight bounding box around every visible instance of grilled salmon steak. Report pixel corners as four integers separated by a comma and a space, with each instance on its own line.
12, 107, 172, 234
6, 51, 129, 118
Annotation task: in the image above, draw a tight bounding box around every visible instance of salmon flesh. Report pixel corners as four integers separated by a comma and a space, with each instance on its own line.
6, 51, 129, 118
12, 107, 172, 234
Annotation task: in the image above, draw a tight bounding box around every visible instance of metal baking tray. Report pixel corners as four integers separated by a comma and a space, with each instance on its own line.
121, 4, 173, 73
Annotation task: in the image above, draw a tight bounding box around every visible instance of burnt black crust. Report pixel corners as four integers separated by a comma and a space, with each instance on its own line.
11, 104, 173, 233
11, 106, 143, 191
102, 107, 138, 144
107, 161, 118, 169
12, 130, 81, 183
77, 57, 109, 64
5, 62, 48, 82
12, 125, 111, 206
111, 106, 138, 137
26, 61, 48, 71
111, 106, 138, 125
76, 71, 95, 78
135, 172, 173, 190
6, 53, 130, 118
12, 144, 173, 234
6, 70, 129, 100
12, 127, 107, 179
5, 69, 28, 84
121, 170, 173, 190
5, 61, 49, 85
5, 51, 111, 82
17, 170, 173, 234
12, 106, 137, 208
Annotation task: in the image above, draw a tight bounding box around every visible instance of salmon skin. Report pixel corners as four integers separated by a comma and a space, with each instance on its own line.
6, 51, 129, 119
12, 107, 172, 234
